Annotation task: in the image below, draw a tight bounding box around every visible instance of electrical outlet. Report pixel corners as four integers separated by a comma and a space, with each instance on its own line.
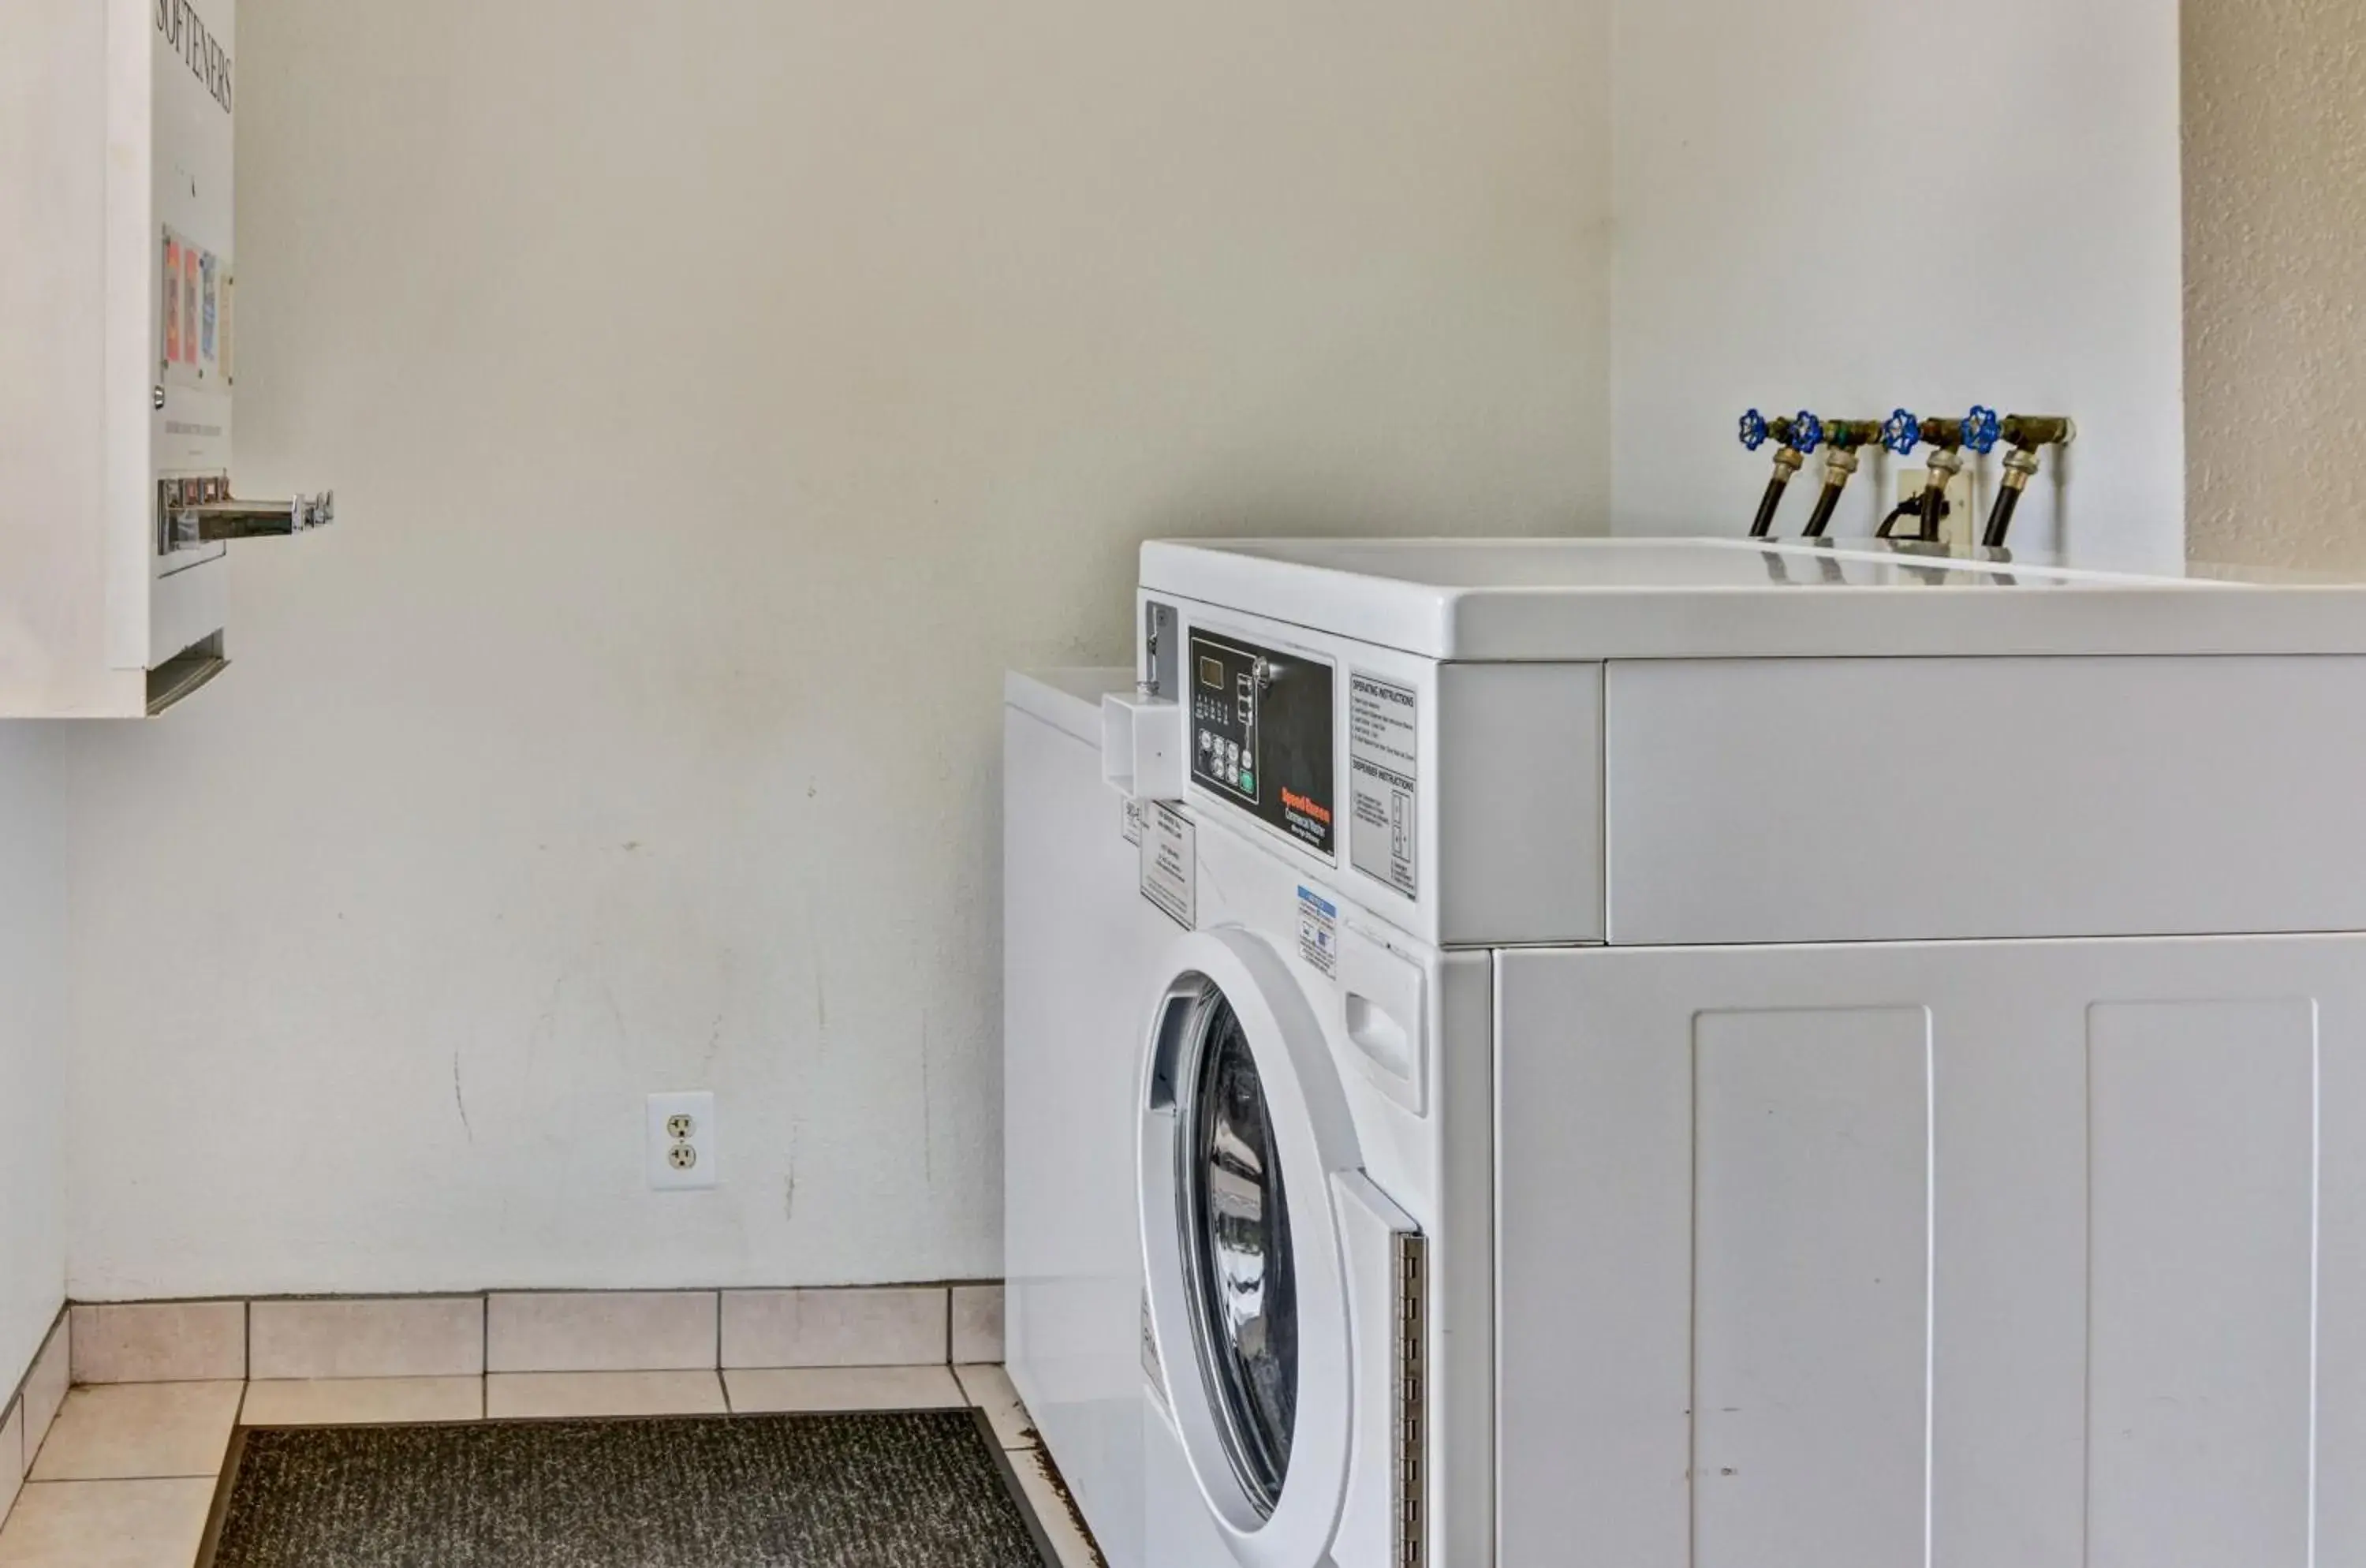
647, 1091, 717, 1190
1895, 467, 1978, 551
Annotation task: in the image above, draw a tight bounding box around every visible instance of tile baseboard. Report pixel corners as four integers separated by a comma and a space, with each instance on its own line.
2, 1305, 71, 1532
46, 1282, 1004, 1393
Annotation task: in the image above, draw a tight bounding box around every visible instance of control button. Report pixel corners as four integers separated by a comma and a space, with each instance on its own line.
1240, 771, 1254, 791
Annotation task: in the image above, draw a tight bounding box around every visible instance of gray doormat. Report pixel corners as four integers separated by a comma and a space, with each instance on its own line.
201, 1411, 1058, 1568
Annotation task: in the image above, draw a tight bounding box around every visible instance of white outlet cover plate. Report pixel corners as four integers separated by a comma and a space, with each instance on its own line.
646, 1090, 718, 1190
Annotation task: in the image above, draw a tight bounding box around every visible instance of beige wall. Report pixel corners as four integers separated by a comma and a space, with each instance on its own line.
61, 0, 1610, 1297
1618, 0, 2185, 564
0, 727, 65, 1385
2185, 0, 2366, 569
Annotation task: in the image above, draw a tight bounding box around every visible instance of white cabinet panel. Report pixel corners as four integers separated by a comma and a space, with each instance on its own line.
1603, 656, 2366, 944
1692, 1006, 1931, 1568
1496, 937, 2366, 1568
2087, 1001, 2318, 1568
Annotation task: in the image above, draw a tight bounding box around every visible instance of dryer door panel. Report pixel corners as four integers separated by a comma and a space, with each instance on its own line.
1495, 936, 2366, 1568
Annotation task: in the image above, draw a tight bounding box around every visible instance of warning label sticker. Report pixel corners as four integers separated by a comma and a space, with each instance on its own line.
1140, 802, 1196, 929
1349, 672, 1418, 898
1297, 885, 1339, 977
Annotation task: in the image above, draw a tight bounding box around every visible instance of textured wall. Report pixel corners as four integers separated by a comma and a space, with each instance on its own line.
2185, 0, 2366, 569
60, 0, 1610, 1299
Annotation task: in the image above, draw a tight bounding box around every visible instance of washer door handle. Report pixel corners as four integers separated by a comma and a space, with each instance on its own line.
1340, 927, 1426, 1114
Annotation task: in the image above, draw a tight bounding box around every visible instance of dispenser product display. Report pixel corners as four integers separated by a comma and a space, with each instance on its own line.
1077, 536, 2366, 1568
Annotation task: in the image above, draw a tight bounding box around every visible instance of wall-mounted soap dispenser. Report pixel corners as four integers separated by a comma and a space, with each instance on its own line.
2, 0, 335, 717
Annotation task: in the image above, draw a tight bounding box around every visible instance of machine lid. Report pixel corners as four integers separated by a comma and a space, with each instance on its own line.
1003, 666, 1136, 746
1138, 536, 2366, 662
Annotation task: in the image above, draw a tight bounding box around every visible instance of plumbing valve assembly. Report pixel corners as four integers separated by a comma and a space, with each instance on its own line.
1738, 405, 2074, 547
1737, 409, 1812, 539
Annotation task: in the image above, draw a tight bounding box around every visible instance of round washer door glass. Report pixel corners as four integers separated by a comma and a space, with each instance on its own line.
1178, 985, 1297, 1516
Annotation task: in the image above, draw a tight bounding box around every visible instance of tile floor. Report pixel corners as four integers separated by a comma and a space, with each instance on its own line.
0, 1364, 1098, 1568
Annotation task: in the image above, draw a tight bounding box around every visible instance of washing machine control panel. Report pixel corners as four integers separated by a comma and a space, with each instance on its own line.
1187, 629, 1335, 857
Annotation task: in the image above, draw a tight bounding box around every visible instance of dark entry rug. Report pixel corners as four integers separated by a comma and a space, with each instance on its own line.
202, 1411, 1056, 1568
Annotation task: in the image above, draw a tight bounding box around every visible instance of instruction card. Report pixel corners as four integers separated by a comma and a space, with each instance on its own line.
1349, 672, 1418, 898
1140, 801, 1196, 929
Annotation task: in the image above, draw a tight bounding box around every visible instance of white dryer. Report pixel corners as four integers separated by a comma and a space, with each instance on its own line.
1107, 538, 2366, 1568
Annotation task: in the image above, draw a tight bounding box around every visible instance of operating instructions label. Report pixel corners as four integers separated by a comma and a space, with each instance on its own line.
1349, 672, 1418, 898
1140, 802, 1196, 929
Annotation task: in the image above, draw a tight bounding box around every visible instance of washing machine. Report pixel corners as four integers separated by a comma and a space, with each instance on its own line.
1005, 668, 1174, 1568
1101, 537, 2366, 1568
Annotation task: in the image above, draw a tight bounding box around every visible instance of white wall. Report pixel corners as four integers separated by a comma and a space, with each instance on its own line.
2184, 0, 2366, 573
1611, 0, 2187, 566
60, 0, 1610, 1298
0, 727, 65, 1380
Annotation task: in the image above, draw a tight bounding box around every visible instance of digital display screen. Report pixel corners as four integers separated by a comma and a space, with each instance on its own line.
1200, 656, 1224, 689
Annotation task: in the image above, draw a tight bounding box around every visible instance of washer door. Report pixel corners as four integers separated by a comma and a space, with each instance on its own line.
1140, 928, 1359, 1568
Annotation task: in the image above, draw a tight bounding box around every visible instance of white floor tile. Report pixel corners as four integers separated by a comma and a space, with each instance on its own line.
724, 1365, 965, 1414
486, 1370, 726, 1420
1010, 1445, 1109, 1568
28, 1382, 241, 1482
241, 1376, 483, 1427
0, 1478, 215, 1568
953, 1364, 1039, 1450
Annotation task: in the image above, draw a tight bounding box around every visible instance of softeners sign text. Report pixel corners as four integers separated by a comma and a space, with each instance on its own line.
158, 0, 233, 114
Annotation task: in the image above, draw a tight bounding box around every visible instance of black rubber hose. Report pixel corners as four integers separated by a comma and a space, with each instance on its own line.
1982, 484, 2023, 548
1748, 472, 1793, 538
1875, 497, 1919, 539
1920, 476, 1949, 540
1802, 482, 1845, 538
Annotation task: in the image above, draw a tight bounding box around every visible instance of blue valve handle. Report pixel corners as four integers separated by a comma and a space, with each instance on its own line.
1791, 411, 1825, 454
1964, 405, 2002, 454
1739, 409, 1771, 452
1882, 409, 1920, 456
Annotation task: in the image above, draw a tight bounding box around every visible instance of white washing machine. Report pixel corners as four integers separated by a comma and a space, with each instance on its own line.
1004, 668, 1169, 1568
1100, 537, 2366, 1568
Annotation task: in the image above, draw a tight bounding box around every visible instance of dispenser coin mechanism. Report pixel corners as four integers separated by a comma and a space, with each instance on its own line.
1, 0, 334, 718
